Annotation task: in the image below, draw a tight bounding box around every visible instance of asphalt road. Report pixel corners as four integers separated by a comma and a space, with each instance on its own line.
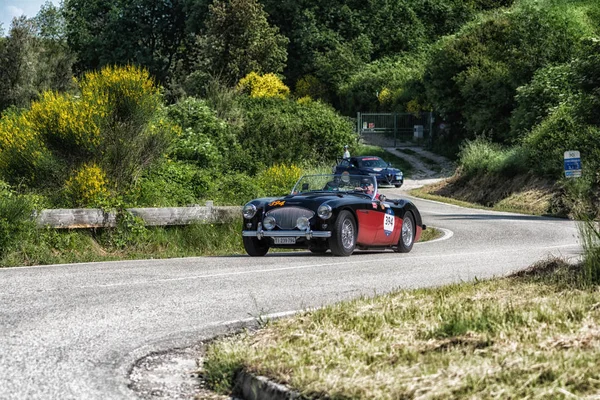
0, 192, 582, 400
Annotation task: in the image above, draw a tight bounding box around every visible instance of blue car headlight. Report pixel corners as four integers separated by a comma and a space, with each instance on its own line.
263, 215, 276, 230
317, 204, 332, 220
297, 216, 310, 230
242, 204, 257, 219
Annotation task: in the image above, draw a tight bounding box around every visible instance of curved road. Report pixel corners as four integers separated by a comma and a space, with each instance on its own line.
0, 193, 582, 399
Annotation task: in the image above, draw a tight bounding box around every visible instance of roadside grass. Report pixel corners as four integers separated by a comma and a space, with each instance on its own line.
418, 226, 442, 242
355, 144, 413, 176
1, 218, 442, 267
0, 219, 245, 267
202, 258, 600, 399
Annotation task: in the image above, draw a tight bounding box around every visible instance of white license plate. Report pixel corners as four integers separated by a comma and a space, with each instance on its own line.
274, 237, 296, 245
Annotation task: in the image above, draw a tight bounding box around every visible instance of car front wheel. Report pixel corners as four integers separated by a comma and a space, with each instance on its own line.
395, 211, 415, 253
243, 236, 270, 256
329, 210, 356, 256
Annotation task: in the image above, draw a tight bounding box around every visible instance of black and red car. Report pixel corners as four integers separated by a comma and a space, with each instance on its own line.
242, 174, 425, 256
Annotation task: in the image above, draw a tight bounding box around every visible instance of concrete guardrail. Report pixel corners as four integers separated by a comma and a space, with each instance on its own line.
35, 201, 241, 229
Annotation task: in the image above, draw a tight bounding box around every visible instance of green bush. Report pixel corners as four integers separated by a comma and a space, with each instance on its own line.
212, 172, 261, 206
129, 160, 206, 207
524, 103, 600, 177
424, 1, 589, 143
337, 55, 426, 115
0, 182, 34, 257
459, 137, 530, 177
511, 64, 577, 139
239, 96, 356, 170
167, 97, 239, 169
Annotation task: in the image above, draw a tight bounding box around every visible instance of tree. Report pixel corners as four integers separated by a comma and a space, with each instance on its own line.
63, 0, 187, 83
0, 17, 38, 111
0, 5, 75, 114
191, 0, 288, 86
33, 2, 76, 95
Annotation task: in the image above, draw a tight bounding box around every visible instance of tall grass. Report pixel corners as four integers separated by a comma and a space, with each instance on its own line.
0, 218, 245, 267
459, 138, 530, 177
578, 218, 600, 284
0, 184, 34, 258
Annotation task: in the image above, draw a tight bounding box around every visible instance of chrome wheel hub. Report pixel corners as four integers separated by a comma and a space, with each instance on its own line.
341, 219, 354, 249
402, 217, 413, 247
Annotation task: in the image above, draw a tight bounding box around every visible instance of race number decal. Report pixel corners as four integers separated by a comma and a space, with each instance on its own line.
383, 208, 395, 236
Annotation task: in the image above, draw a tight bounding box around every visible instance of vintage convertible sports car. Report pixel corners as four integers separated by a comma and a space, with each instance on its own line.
333, 156, 404, 188
242, 174, 425, 256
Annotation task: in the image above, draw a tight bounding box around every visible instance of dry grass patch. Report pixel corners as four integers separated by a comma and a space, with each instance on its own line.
412, 171, 560, 216
202, 259, 600, 399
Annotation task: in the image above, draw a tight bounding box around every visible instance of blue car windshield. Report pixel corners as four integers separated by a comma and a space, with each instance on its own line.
291, 174, 377, 199
358, 157, 388, 168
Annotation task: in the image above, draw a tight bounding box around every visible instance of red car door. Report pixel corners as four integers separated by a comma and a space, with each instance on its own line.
356, 202, 400, 246
374, 204, 401, 245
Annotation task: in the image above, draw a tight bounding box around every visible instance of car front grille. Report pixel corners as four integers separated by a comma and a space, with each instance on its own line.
265, 207, 315, 229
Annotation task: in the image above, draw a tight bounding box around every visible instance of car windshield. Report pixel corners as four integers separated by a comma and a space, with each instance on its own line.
358, 157, 388, 168
291, 174, 378, 199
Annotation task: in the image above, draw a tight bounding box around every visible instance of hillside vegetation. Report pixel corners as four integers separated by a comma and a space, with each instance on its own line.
0, 0, 599, 266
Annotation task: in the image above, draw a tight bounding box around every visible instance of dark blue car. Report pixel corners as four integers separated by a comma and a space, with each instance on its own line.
333, 156, 404, 188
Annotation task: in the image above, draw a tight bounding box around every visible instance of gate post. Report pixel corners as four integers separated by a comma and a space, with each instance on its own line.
356, 112, 361, 135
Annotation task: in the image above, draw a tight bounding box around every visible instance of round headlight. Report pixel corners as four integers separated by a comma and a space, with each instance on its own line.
317, 204, 332, 220
242, 204, 257, 219
263, 215, 276, 230
296, 216, 310, 230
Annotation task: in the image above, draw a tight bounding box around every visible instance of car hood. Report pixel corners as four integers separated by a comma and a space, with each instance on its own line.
362, 167, 402, 174
262, 192, 365, 212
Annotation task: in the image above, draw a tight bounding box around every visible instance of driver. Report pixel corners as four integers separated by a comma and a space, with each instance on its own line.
357, 178, 381, 200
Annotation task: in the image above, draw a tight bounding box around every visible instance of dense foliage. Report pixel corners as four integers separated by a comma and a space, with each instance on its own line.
2, 0, 600, 264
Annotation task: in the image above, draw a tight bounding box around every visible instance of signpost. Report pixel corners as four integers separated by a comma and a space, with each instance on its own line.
564, 150, 582, 178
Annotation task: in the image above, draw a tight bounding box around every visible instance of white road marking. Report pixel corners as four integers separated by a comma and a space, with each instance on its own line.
67, 243, 580, 290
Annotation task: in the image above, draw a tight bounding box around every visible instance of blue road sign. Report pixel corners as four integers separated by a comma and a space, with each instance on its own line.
564, 150, 582, 178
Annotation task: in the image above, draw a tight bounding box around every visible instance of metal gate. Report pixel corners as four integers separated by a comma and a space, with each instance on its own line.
356, 112, 434, 147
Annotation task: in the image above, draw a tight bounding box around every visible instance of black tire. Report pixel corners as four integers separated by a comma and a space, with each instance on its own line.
243, 236, 270, 256
395, 211, 415, 253
329, 210, 357, 256
395, 184, 402, 188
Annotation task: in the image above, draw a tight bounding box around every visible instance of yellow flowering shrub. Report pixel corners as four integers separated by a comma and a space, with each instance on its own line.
64, 163, 109, 207
79, 65, 161, 121
406, 99, 424, 116
29, 91, 102, 153
378, 87, 393, 106
0, 65, 175, 205
237, 72, 290, 99
256, 164, 302, 196
0, 110, 49, 182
